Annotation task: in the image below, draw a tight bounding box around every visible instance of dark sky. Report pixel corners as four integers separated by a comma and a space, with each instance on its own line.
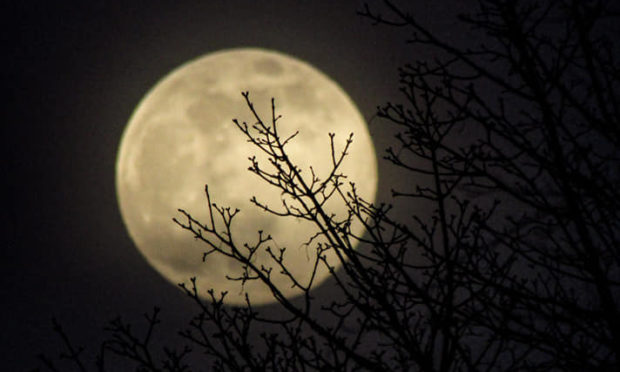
2, 1, 464, 369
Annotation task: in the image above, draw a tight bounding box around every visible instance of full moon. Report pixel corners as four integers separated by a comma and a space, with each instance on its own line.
116, 48, 377, 305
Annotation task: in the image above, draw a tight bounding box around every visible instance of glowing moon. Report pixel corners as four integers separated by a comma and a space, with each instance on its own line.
116, 48, 377, 305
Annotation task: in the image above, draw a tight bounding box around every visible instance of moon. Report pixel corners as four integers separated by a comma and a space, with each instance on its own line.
116, 48, 377, 305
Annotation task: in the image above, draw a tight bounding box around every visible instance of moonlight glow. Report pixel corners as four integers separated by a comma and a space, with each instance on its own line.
116, 48, 378, 305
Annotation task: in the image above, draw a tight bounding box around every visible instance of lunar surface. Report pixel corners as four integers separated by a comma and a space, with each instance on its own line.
116, 48, 377, 305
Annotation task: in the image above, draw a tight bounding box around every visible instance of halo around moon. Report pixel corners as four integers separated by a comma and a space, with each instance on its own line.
116, 48, 377, 305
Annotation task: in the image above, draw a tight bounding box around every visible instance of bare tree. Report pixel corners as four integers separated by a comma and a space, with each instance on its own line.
37, 0, 619, 371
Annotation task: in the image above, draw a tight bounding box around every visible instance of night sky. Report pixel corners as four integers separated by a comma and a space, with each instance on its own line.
2, 1, 470, 369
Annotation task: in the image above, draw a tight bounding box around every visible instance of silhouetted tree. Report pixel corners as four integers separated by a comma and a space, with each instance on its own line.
38, 0, 619, 371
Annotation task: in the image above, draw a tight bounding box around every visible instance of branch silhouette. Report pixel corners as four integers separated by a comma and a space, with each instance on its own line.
37, 1, 619, 370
